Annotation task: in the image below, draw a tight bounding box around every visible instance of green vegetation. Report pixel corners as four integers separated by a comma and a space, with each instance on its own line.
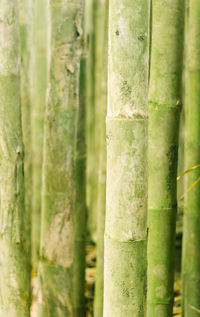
1, 1, 200, 316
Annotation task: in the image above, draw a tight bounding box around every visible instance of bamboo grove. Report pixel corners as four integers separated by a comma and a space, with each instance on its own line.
0, 0, 199, 316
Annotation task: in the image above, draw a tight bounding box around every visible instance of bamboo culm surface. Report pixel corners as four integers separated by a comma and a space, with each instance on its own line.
182, 0, 200, 316
147, 0, 184, 316
104, 0, 149, 316
0, 0, 31, 315
38, 0, 84, 315
31, 0, 47, 270
85, 0, 98, 242
73, 3, 87, 314
19, 0, 32, 261
94, 0, 108, 316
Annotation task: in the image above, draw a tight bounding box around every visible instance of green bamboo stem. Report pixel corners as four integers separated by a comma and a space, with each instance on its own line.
38, 0, 83, 315
182, 1, 200, 315
104, 0, 149, 315
94, 0, 108, 315
73, 57, 86, 317
73, 7, 87, 315
31, 0, 47, 270
19, 0, 32, 259
0, 1, 31, 315
147, 1, 184, 316
85, 0, 98, 241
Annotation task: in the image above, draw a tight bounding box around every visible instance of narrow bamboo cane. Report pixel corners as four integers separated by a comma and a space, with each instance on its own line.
31, 0, 47, 270
147, 0, 184, 316
19, 0, 32, 262
73, 4, 87, 314
94, 0, 108, 315
85, 0, 98, 241
182, 1, 200, 315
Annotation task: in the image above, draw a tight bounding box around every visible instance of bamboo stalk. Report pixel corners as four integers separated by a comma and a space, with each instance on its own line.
19, 0, 32, 262
31, 0, 47, 270
104, 0, 149, 315
73, 6, 87, 314
182, 1, 200, 315
38, 0, 84, 315
147, 0, 184, 316
85, 0, 98, 242
94, 0, 108, 315
0, 1, 31, 314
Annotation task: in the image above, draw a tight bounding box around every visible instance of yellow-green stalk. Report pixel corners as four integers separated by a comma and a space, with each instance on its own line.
104, 0, 149, 315
38, 0, 84, 315
73, 1, 87, 315
0, 0, 31, 314
19, 0, 32, 259
85, 0, 98, 241
94, 0, 108, 315
31, 0, 47, 269
147, 0, 184, 316
182, 1, 200, 315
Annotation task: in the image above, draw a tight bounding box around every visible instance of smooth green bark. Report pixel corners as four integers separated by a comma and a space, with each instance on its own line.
104, 1, 149, 316
31, 0, 47, 269
0, 1, 31, 315
94, 0, 108, 315
147, 1, 184, 316
38, 0, 84, 316
182, 1, 200, 316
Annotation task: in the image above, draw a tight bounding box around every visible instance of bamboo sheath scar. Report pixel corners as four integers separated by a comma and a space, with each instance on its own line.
104, 1, 149, 316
